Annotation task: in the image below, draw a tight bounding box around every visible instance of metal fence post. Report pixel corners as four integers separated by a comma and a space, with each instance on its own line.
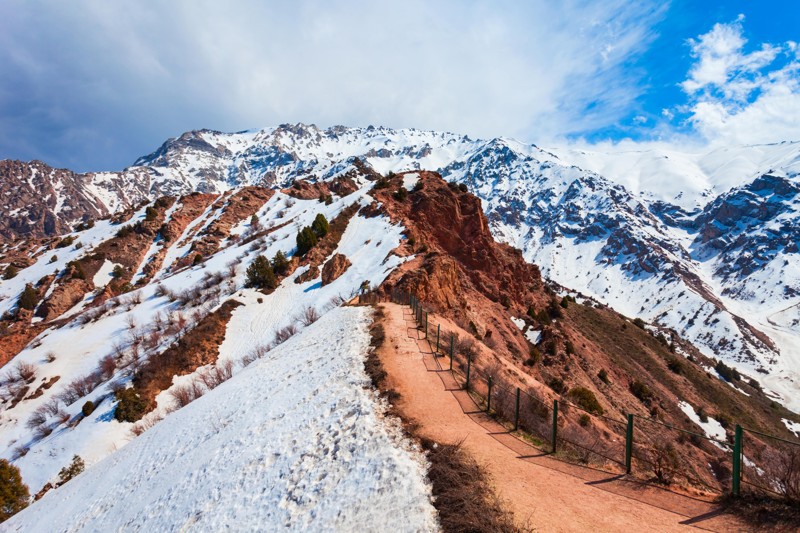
487, 376, 493, 413
425, 312, 428, 339
551, 400, 559, 454
514, 387, 520, 431
465, 353, 471, 390
449, 335, 454, 371
733, 424, 742, 497
436, 324, 440, 353
625, 413, 634, 474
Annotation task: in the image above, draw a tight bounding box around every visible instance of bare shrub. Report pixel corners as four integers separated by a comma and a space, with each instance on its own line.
241, 345, 269, 366
26, 408, 48, 429
98, 355, 117, 380
649, 443, 680, 485
125, 315, 137, 330
273, 323, 298, 345
12, 445, 29, 460
45, 352, 57, 363
33, 424, 53, 440
59, 373, 101, 404
169, 382, 202, 408
456, 337, 479, 361
197, 360, 234, 390
56, 409, 71, 426
15, 362, 36, 383
131, 412, 163, 436
42, 397, 61, 417
299, 306, 320, 327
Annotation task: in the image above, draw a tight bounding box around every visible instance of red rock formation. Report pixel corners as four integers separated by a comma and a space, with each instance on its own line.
321, 254, 351, 286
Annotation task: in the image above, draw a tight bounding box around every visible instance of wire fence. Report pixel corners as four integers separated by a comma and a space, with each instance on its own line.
382, 289, 800, 501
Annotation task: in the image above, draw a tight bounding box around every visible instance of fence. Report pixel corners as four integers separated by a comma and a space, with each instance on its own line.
387, 289, 800, 500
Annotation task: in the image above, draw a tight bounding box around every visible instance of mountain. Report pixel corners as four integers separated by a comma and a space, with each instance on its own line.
1, 124, 799, 410
1, 168, 798, 527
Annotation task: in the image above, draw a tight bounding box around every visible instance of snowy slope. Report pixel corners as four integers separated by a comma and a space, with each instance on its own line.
0, 182, 410, 494
4, 307, 438, 532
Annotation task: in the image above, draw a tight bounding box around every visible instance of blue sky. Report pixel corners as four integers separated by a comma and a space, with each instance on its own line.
0, 0, 798, 172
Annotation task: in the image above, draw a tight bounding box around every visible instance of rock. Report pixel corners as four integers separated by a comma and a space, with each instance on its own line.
295, 265, 319, 284
321, 254, 351, 286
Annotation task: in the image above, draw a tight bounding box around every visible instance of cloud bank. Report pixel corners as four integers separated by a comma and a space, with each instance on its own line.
0, 0, 665, 170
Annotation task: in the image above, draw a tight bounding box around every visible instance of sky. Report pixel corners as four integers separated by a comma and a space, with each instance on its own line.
0, 0, 798, 172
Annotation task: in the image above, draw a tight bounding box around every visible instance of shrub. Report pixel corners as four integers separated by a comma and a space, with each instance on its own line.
192, 254, 203, 266
633, 317, 646, 329
15, 362, 36, 382
579, 414, 591, 427
169, 382, 204, 408
81, 401, 95, 417
649, 443, 679, 485
271, 250, 289, 276
67, 260, 86, 280
296, 226, 318, 256
273, 323, 298, 345
565, 341, 575, 356
374, 176, 390, 189
458, 183, 468, 193
598, 369, 609, 384
299, 306, 320, 326
18, 284, 38, 311
560, 296, 570, 309
393, 186, 408, 201
245, 255, 277, 290
667, 358, 683, 374
629, 380, 654, 405
311, 213, 329, 237
49, 254, 58, 263
524, 346, 541, 366
145, 206, 158, 221
548, 377, 566, 394
3, 265, 18, 280
0, 459, 29, 521
715, 360, 740, 382
115, 225, 133, 238
547, 299, 563, 320
58, 455, 85, 485
567, 387, 604, 415
112, 265, 125, 279
535, 310, 551, 325
114, 388, 147, 422
56, 235, 75, 248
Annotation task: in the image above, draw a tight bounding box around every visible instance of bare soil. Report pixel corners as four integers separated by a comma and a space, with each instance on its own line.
376, 302, 748, 532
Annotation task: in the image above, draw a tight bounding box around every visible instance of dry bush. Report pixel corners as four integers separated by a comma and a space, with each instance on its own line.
15, 362, 36, 383
33, 424, 53, 440
131, 412, 163, 436
59, 373, 101, 405
130, 291, 143, 305
423, 439, 517, 532
125, 315, 137, 330
56, 409, 71, 426
11, 445, 29, 460
42, 397, 61, 417
26, 408, 48, 429
198, 360, 234, 390
240, 345, 269, 367
456, 337, 479, 361
96, 355, 116, 380
299, 306, 320, 326
273, 323, 298, 345
168, 381, 205, 408
45, 352, 57, 363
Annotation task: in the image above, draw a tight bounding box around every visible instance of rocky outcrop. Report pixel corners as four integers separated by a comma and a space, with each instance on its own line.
321, 254, 351, 286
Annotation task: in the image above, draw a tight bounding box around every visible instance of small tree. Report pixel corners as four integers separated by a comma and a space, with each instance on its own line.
393, 186, 408, 201
0, 459, 28, 522
3, 265, 17, 280
296, 227, 318, 256
112, 265, 125, 279
311, 213, 329, 237
245, 255, 277, 289
58, 455, 85, 484
250, 214, 260, 229
18, 284, 38, 311
145, 206, 158, 221
114, 388, 147, 422
271, 251, 289, 276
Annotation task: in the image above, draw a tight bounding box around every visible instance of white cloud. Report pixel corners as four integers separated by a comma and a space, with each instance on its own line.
0, 0, 665, 170
679, 17, 800, 145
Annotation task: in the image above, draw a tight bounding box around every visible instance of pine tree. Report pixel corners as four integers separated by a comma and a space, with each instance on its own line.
18, 284, 38, 311
311, 213, 329, 237
0, 459, 29, 521
296, 227, 318, 256
3, 265, 17, 280
246, 255, 277, 289
145, 206, 158, 221
271, 250, 289, 276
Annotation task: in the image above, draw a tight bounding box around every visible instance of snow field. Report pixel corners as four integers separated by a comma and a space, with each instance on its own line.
5, 308, 438, 532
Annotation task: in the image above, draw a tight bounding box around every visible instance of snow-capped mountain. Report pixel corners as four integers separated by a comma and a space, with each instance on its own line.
2, 123, 799, 408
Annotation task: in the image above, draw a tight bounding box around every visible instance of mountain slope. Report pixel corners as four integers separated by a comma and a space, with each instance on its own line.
2, 124, 799, 408
4, 307, 437, 532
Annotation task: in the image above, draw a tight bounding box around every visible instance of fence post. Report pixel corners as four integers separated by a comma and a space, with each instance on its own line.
514, 387, 520, 431
465, 353, 471, 390
551, 400, 558, 454
449, 335, 454, 371
625, 413, 634, 474
436, 325, 440, 354
487, 376, 493, 413
425, 312, 428, 339
732, 424, 742, 497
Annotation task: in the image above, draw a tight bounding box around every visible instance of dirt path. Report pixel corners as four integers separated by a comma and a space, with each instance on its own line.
377, 302, 747, 532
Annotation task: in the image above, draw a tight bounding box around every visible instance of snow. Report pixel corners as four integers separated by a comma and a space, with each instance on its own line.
510, 317, 525, 330
525, 329, 542, 344
783, 418, 800, 438
678, 401, 728, 448
5, 308, 438, 532
92, 259, 118, 288
402, 172, 420, 190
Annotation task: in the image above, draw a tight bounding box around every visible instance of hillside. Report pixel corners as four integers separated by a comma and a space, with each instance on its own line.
2, 124, 798, 410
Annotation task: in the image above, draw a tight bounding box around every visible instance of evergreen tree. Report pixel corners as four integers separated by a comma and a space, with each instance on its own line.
0, 459, 28, 522
145, 206, 158, 221
18, 284, 37, 311
246, 255, 277, 289
296, 227, 318, 256
58, 455, 85, 484
311, 213, 329, 237
3, 265, 17, 280
271, 250, 289, 276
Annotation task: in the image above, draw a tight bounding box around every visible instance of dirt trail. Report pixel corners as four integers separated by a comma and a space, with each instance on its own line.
377, 302, 747, 532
